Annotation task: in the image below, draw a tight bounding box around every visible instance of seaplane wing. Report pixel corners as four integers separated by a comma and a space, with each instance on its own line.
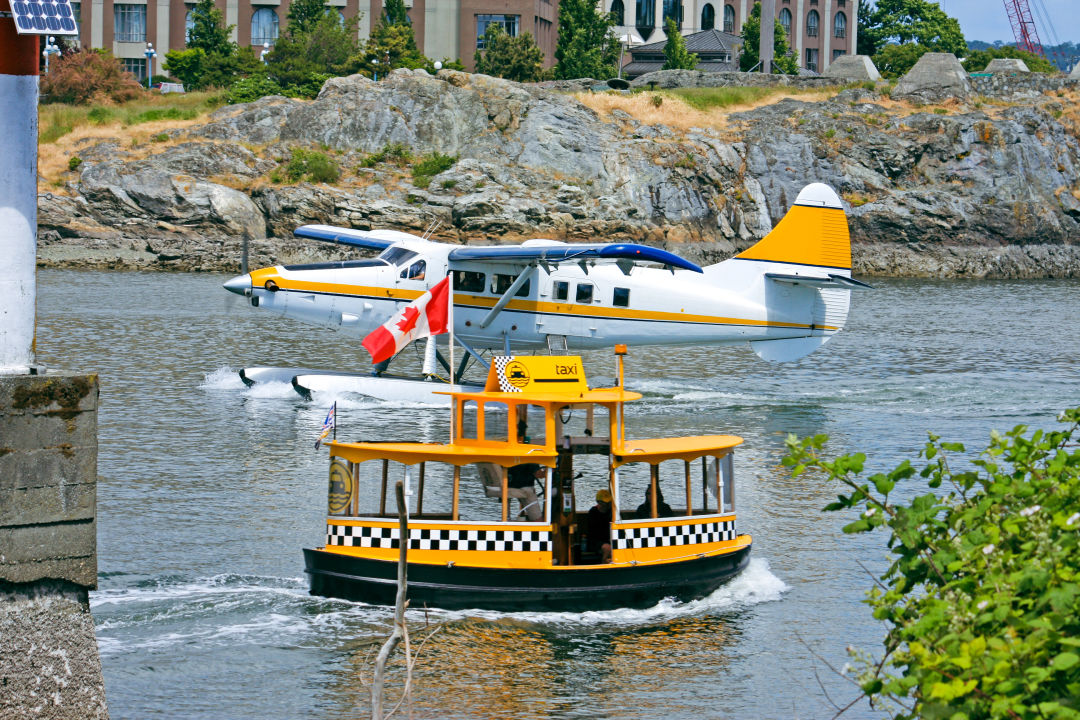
224, 183, 869, 396
448, 242, 704, 273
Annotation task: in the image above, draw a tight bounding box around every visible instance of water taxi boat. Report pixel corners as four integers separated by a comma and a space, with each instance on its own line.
304, 347, 751, 611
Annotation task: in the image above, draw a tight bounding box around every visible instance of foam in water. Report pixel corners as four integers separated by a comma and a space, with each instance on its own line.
200, 366, 247, 391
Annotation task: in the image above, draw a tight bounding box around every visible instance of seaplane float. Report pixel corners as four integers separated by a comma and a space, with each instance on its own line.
223, 183, 868, 402
306, 348, 751, 611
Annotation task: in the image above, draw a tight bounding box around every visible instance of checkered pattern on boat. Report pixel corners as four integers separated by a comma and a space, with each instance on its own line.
492, 356, 522, 393
612, 519, 737, 550
327, 524, 551, 552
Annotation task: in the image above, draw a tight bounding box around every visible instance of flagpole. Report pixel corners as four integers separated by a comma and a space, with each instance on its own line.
448, 268, 455, 444
333, 401, 337, 442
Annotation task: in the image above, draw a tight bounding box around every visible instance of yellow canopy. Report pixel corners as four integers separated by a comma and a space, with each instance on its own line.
612, 435, 743, 467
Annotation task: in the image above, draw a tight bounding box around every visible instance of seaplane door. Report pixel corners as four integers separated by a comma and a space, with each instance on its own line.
538, 276, 593, 343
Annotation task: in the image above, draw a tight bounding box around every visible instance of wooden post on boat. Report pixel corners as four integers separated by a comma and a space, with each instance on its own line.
371, 481, 409, 719
649, 464, 659, 518
379, 460, 389, 516
500, 467, 509, 521
451, 466, 460, 520
416, 462, 426, 516
352, 462, 360, 516
684, 461, 693, 516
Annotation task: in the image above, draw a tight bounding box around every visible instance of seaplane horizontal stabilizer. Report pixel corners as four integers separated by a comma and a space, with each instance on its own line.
765, 273, 873, 289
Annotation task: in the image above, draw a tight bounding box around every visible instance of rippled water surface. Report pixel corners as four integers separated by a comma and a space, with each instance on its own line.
35, 271, 1080, 719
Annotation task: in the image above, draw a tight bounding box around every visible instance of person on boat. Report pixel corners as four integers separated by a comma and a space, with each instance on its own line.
508, 463, 545, 521
635, 485, 675, 519
587, 489, 613, 563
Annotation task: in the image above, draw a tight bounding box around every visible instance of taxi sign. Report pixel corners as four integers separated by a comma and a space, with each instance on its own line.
486, 356, 587, 394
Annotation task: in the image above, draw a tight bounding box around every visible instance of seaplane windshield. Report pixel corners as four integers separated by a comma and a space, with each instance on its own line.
379, 247, 419, 266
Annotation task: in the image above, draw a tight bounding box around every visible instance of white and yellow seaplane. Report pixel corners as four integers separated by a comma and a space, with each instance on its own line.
223, 183, 867, 401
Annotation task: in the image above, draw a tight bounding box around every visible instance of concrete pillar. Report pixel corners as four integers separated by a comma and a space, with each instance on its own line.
156, 0, 170, 56
821, 0, 831, 71
0, 0, 38, 374
759, 0, 774, 72
737, 0, 746, 32
795, 0, 804, 59
0, 373, 108, 719
850, 0, 858, 56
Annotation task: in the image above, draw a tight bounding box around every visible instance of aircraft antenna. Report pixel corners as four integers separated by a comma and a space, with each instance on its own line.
421, 218, 441, 241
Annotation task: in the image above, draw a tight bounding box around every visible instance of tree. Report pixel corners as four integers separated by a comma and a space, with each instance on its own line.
284, 0, 330, 37
40, 49, 143, 104
164, 0, 239, 89
662, 18, 699, 71
784, 408, 1080, 720
185, 0, 233, 56
553, 0, 621, 80
348, 21, 430, 77
962, 45, 1058, 74
873, 42, 929, 78
267, 10, 361, 89
474, 25, 546, 82
382, 0, 410, 27
738, 2, 799, 74
859, 0, 966, 58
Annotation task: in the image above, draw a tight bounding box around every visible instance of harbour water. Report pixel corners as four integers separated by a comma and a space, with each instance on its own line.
34, 270, 1080, 719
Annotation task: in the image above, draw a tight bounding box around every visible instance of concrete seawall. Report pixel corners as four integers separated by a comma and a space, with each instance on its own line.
0, 373, 109, 720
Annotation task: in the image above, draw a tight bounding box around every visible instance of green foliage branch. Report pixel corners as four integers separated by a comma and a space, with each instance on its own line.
873, 42, 930, 79
784, 409, 1080, 720
962, 46, 1058, 74
474, 25, 546, 82
266, 10, 360, 93
738, 2, 798, 75
858, 0, 966, 59
661, 18, 699, 71
554, 0, 621, 80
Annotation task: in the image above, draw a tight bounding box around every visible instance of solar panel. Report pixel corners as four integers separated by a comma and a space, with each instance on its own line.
10, 0, 80, 35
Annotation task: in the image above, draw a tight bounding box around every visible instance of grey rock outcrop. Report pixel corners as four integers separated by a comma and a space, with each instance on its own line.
823, 55, 881, 81
1071, 63, 1080, 79
984, 58, 1030, 73
38, 70, 1080, 277
893, 53, 973, 103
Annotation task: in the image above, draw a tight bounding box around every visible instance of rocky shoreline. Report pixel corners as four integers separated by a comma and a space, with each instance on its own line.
38, 69, 1080, 278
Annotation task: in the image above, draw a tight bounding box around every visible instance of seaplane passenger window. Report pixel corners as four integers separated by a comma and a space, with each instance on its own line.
491, 274, 531, 297
380, 247, 418, 266
613, 287, 630, 307
553, 281, 569, 301
400, 260, 426, 280
455, 271, 486, 293
576, 283, 594, 303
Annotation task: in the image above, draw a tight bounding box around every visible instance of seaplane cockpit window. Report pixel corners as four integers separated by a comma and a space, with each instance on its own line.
400, 259, 426, 280
379, 247, 418, 266
455, 270, 486, 293
491, 273, 531, 297
576, 283, 594, 303
553, 281, 569, 301
613, 287, 630, 307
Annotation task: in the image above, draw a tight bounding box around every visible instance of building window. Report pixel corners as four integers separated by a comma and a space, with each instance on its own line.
113, 4, 146, 42
833, 11, 846, 39
837, 0, 845, 6
805, 47, 818, 72
610, 0, 624, 25
833, 48, 845, 60
723, 3, 734, 32
662, 0, 679, 25
613, 287, 630, 307
806, 9, 819, 37
636, 0, 655, 35
120, 57, 146, 81
701, 3, 714, 30
779, 7, 791, 36
476, 14, 518, 48
71, 0, 80, 24
251, 7, 279, 46
185, 9, 194, 42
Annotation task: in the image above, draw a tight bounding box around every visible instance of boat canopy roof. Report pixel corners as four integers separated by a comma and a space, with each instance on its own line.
612, 436, 743, 467
328, 441, 557, 468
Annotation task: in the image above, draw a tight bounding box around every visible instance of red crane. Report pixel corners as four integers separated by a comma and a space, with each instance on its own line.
1002, 0, 1046, 57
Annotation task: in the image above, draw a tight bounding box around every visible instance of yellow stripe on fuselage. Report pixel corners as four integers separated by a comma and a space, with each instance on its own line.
250, 271, 839, 331
736, 206, 851, 269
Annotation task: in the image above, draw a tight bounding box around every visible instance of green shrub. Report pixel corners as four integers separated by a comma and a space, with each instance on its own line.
152, 132, 170, 142
824, 128, 836, 138
87, 107, 114, 124
651, 94, 663, 107
441, 179, 458, 189
411, 152, 457, 179
68, 156, 82, 172
284, 147, 341, 183
126, 107, 199, 125
226, 75, 285, 104
785, 408, 1080, 719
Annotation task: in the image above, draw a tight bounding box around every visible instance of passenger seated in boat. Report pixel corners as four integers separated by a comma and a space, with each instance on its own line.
635, 485, 675, 519
587, 490, 613, 563
507, 463, 545, 521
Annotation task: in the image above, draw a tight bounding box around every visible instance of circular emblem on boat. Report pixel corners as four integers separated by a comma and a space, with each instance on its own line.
328, 459, 353, 514
505, 361, 530, 388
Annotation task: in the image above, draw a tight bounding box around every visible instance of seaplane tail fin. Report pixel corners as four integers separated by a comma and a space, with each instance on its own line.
726, 183, 858, 362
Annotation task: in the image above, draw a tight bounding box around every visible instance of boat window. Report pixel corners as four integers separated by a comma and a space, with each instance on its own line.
482, 401, 509, 442
613, 287, 630, 307
576, 283, 594, 303
491, 273, 531, 297
455, 270, 486, 293
459, 400, 479, 440
400, 259, 426, 280
553, 280, 569, 301
615, 459, 692, 519
515, 404, 547, 446
379, 247, 418, 266
698, 455, 724, 515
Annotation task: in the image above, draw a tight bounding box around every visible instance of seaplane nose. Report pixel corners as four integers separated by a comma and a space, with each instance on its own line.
223, 274, 251, 296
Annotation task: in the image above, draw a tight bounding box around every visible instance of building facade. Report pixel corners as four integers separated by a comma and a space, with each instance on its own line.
607, 0, 858, 74
69, 0, 557, 78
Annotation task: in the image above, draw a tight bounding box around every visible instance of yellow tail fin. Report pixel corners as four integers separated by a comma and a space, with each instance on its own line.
736, 184, 850, 270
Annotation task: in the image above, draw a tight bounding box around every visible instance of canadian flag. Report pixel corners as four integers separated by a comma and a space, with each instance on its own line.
362, 276, 450, 363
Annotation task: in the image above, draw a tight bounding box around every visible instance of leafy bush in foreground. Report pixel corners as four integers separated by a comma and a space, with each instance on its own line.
785, 409, 1080, 719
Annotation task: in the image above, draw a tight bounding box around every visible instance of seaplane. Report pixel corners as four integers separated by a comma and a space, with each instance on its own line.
223, 183, 868, 402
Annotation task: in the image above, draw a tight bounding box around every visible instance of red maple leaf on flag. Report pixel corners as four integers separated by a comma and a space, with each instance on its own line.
395, 305, 421, 334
